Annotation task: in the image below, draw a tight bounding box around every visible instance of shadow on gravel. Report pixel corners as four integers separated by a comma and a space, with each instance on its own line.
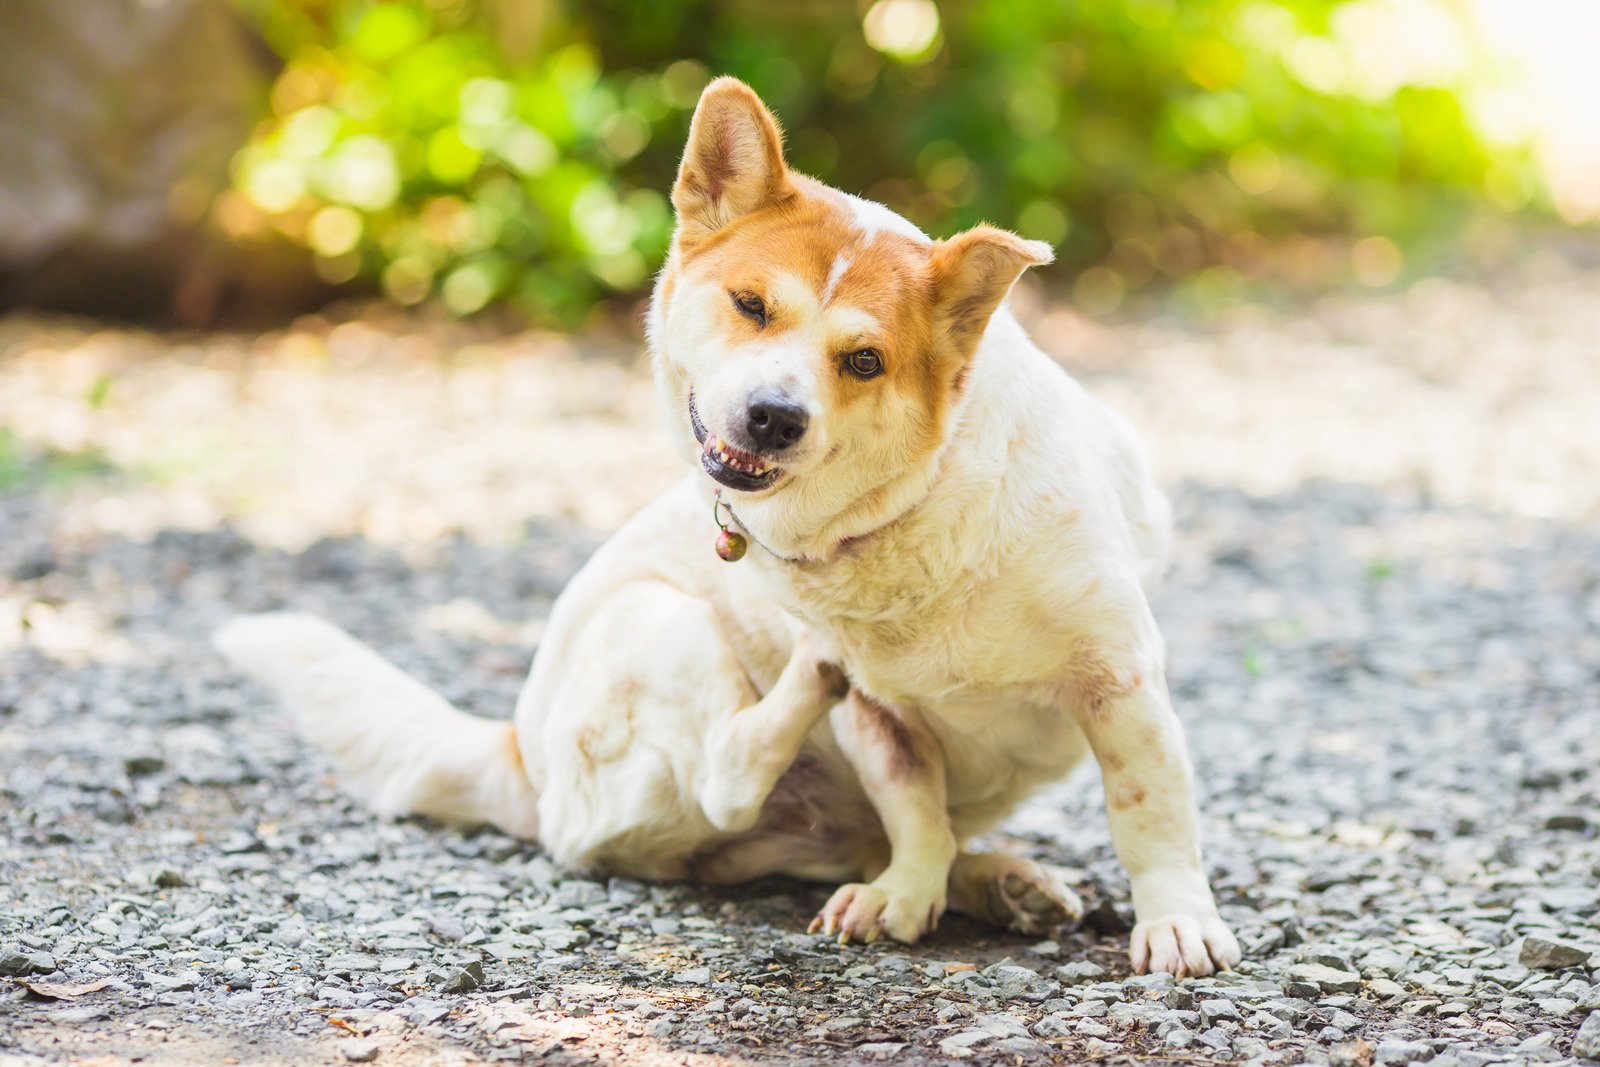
2, 479, 1598, 1065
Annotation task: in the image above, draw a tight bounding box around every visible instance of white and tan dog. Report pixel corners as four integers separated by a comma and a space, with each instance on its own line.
217, 78, 1240, 976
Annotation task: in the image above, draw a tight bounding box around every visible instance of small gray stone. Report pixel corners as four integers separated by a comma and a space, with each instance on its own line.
1199, 999, 1242, 1025
341, 1040, 380, 1063
324, 953, 380, 973
1164, 1027, 1197, 1049
125, 753, 166, 777
984, 963, 1053, 1000
1368, 978, 1407, 1000
1054, 960, 1106, 984
1248, 1011, 1292, 1040
992, 1036, 1046, 1057
1288, 963, 1364, 994
552, 880, 607, 909
407, 1000, 451, 1025
1164, 986, 1196, 1010
1375, 1039, 1434, 1064
939, 1030, 992, 1055
1520, 936, 1590, 970
973, 1013, 1030, 1039
434, 962, 483, 994
1573, 1012, 1600, 1061
0, 948, 56, 976
673, 967, 712, 985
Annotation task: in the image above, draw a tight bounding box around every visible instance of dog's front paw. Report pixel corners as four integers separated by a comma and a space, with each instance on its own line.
1130, 911, 1241, 978
807, 881, 942, 945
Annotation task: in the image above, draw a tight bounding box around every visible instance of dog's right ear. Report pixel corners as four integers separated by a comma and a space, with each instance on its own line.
672, 77, 790, 245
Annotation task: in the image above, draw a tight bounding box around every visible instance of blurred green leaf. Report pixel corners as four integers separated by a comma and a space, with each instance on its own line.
227, 0, 1538, 324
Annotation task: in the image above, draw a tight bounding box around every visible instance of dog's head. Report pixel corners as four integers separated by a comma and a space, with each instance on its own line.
648, 77, 1051, 556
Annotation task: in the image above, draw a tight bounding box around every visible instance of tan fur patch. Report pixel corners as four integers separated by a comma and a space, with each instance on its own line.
1109, 784, 1148, 811
503, 723, 523, 773
853, 692, 927, 778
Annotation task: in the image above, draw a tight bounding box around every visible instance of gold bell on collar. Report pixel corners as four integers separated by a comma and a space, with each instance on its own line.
712, 492, 747, 562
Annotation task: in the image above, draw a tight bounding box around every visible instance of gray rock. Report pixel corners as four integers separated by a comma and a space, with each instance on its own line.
1054, 960, 1106, 984
1200, 999, 1243, 1025
553, 880, 607, 909
1375, 1039, 1434, 1064
0, 948, 55, 976
324, 953, 380, 973
340, 1040, 380, 1063
984, 962, 1054, 1000
1249, 1011, 1293, 1040
434, 962, 483, 994
1574, 1012, 1600, 1061
991, 1036, 1047, 1058
1289, 963, 1364, 994
1520, 936, 1591, 970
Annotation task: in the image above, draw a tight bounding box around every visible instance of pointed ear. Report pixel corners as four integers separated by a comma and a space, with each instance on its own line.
931, 225, 1054, 350
672, 76, 790, 244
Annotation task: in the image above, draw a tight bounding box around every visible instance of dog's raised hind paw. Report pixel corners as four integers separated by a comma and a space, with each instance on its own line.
952, 853, 1083, 935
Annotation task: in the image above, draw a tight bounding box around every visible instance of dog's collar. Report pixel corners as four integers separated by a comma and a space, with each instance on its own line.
719, 497, 875, 565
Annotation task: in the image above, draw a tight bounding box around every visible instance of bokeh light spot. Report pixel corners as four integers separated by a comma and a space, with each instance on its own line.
307, 205, 362, 257
1230, 143, 1283, 195
1351, 235, 1402, 286
863, 0, 941, 63
1018, 200, 1069, 246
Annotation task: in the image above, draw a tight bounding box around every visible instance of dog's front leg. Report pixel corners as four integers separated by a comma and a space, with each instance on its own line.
1074, 671, 1240, 977
809, 691, 956, 944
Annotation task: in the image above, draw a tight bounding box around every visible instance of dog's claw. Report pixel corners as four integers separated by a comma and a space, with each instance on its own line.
863, 925, 880, 944
806, 916, 822, 935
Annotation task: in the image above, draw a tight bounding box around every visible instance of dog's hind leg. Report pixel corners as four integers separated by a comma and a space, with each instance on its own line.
946, 852, 1083, 935
696, 632, 851, 834
531, 581, 849, 875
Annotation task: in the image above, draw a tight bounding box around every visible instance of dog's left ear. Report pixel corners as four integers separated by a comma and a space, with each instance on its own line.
931, 225, 1054, 351
673, 77, 790, 245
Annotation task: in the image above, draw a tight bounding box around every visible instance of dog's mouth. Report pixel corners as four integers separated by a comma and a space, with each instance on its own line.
689, 395, 783, 493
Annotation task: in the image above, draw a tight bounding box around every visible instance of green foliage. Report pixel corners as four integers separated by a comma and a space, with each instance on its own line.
228, 0, 1532, 322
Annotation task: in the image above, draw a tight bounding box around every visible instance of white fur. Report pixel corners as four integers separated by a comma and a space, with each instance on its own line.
217, 143, 1237, 977
820, 253, 852, 305
840, 191, 930, 244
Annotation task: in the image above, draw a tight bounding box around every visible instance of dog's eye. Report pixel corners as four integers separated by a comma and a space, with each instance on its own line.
845, 348, 884, 379
731, 291, 767, 326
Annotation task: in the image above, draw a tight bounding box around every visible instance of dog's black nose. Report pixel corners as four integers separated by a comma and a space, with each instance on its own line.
746, 391, 809, 451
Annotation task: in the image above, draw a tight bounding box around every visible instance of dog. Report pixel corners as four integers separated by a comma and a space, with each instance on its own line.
216, 77, 1240, 977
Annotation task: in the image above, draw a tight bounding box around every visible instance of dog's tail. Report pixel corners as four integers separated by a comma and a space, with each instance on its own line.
213, 613, 540, 840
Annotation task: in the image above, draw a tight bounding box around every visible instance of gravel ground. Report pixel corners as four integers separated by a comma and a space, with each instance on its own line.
2, 243, 1599, 1066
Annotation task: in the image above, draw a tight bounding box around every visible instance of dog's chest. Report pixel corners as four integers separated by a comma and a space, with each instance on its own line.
763, 550, 1080, 742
